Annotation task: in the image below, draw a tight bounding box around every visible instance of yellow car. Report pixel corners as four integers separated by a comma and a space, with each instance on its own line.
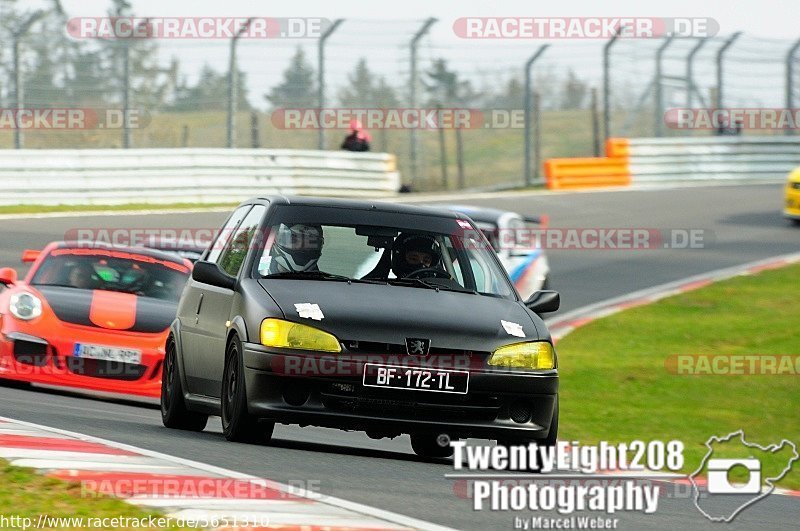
786, 168, 800, 225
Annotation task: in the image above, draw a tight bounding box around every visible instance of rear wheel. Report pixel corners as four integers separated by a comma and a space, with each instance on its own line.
221, 335, 274, 444
410, 432, 455, 458
161, 335, 208, 431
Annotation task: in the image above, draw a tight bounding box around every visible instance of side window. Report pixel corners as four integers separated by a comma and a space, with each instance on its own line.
206, 206, 251, 263
217, 205, 266, 277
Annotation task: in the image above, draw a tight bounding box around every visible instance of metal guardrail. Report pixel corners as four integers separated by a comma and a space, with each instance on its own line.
628, 137, 800, 182
0, 149, 400, 205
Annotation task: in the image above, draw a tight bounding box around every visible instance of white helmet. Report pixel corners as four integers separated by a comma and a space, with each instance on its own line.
271, 224, 324, 272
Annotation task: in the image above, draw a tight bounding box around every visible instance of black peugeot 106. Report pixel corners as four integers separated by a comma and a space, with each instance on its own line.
161, 196, 560, 457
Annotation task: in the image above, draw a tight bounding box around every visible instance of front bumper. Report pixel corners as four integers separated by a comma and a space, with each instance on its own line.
0, 323, 165, 398
242, 343, 558, 441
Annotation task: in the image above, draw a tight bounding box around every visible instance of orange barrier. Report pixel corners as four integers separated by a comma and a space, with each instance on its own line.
544, 138, 631, 190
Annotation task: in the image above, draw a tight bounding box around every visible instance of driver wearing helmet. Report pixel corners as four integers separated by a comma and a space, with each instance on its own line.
391, 233, 445, 278
268, 223, 324, 274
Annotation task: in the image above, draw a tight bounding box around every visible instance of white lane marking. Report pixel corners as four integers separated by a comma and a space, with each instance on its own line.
0, 416, 455, 531
8, 458, 188, 473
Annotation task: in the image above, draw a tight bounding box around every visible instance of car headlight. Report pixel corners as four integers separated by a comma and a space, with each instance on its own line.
488, 341, 555, 370
9, 292, 43, 321
260, 318, 341, 353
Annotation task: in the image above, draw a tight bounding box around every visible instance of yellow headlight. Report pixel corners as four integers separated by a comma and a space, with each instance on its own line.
260, 318, 341, 353
488, 341, 556, 370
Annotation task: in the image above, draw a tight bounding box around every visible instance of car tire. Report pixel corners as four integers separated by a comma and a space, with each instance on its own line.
221, 334, 275, 444
161, 335, 208, 432
410, 432, 455, 458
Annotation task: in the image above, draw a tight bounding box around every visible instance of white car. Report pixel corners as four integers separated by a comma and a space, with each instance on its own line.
444, 205, 551, 300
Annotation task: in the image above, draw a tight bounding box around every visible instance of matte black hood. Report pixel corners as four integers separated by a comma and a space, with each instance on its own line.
258, 280, 541, 351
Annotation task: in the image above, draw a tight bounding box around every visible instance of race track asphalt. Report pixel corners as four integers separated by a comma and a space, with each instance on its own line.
0, 182, 798, 529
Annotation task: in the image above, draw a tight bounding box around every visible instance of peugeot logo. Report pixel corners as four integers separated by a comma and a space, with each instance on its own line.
405, 338, 431, 356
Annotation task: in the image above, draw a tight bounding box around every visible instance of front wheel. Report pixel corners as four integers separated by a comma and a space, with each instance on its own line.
221, 335, 274, 444
161, 335, 208, 432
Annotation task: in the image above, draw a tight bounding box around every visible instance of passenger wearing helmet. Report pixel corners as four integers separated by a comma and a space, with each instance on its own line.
268, 224, 324, 274
391, 233, 446, 278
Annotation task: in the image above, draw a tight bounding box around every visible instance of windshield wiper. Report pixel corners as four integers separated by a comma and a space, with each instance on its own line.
387, 277, 477, 294
261, 271, 383, 284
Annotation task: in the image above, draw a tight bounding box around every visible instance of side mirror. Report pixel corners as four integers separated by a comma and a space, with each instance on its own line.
21, 249, 40, 263
191, 260, 236, 290
524, 290, 560, 314
0, 267, 17, 286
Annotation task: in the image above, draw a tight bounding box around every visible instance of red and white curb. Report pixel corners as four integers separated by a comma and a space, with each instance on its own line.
0, 416, 454, 531
545, 251, 800, 341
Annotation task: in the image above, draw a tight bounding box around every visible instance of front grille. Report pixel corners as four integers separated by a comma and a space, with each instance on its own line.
343, 339, 489, 363
320, 383, 501, 421
793, 182, 800, 190
13, 340, 48, 366
65, 356, 146, 381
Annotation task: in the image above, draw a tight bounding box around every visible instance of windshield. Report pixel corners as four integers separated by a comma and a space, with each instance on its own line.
256, 209, 516, 299
31, 248, 191, 301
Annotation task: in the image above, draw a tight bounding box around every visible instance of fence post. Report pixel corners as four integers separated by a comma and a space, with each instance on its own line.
227, 18, 253, 149
524, 44, 549, 187
409, 17, 437, 189
785, 37, 800, 136
686, 37, 708, 108
533, 91, 542, 183
603, 30, 621, 141
11, 10, 45, 150
591, 87, 601, 156
317, 19, 344, 150
654, 35, 675, 137
715, 32, 743, 132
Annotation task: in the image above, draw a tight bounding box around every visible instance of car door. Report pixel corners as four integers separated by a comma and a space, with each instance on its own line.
180, 205, 251, 395
192, 204, 266, 397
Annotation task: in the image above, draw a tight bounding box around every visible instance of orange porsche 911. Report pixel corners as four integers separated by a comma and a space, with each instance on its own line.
0, 242, 191, 398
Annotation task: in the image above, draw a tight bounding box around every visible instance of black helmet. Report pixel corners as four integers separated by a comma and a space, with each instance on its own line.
272, 224, 324, 272
391, 233, 442, 277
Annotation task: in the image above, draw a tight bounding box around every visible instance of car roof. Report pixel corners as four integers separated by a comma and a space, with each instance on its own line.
53, 241, 189, 265
247, 195, 463, 219
442, 205, 509, 224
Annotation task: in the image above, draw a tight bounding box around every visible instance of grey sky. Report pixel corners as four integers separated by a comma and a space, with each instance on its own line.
41, 0, 798, 109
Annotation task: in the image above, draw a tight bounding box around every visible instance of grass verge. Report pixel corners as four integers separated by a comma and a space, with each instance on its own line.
0, 459, 189, 529
557, 263, 800, 488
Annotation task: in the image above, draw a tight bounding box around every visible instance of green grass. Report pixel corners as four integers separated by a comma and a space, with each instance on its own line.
0, 460, 191, 529
0, 202, 237, 215
556, 263, 800, 488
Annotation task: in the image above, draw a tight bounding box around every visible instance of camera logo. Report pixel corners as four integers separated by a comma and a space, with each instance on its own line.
707, 458, 761, 494
690, 430, 798, 522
